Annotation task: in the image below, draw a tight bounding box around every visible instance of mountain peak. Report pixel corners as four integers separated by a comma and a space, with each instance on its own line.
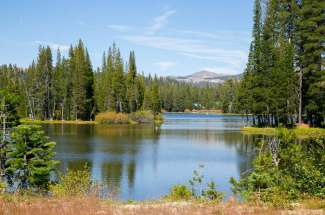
175, 70, 241, 84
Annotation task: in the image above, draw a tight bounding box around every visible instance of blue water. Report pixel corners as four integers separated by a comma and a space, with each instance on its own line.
43, 113, 256, 200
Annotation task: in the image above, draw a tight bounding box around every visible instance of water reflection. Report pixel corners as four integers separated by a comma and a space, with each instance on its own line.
42, 113, 256, 200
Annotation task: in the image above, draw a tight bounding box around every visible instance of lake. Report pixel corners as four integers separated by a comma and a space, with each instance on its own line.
43, 113, 257, 200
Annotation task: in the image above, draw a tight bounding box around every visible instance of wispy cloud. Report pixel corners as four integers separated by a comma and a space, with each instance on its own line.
124, 35, 247, 69
107, 24, 133, 32
155, 61, 177, 71
176, 30, 251, 43
103, 8, 249, 75
33, 40, 69, 51
149, 10, 176, 34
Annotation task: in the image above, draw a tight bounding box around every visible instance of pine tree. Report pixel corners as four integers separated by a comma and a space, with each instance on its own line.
6, 125, 58, 191
151, 77, 161, 114
111, 47, 127, 113
240, 0, 263, 122
35, 46, 53, 120
297, 0, 325, 126
70, 40, 95, 120
126, 51, 138, 112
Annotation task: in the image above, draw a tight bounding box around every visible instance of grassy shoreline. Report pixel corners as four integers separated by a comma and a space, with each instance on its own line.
20, 118, 97, 125
241, 126, 325, 138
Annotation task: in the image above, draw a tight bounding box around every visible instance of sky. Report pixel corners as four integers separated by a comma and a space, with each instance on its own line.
0, 0, 254, 76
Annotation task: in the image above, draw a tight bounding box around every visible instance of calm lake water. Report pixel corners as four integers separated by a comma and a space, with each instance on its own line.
43, 113, 256, 200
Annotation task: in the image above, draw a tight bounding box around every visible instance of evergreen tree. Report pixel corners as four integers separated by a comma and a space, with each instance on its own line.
35, 46, 53, 120
111, 47, 127, 112
126, 51, 138, 112
297, 0, 325, 126
70, 40, 95, 120
151, 77, 161, 114
6, 125, 58, 191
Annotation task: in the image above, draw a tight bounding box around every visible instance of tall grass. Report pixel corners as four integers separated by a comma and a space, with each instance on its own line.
95, 111, 156, 124
96, 112, 130, 124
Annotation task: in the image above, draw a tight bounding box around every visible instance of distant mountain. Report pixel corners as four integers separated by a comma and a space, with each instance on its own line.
174, 70, 242, 84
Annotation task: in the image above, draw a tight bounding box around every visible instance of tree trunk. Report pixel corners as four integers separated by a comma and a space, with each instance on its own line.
298, 70, 302, 124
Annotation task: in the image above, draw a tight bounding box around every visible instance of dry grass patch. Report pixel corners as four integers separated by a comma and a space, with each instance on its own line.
0, 197, 324, 215
96, 112, 130, 124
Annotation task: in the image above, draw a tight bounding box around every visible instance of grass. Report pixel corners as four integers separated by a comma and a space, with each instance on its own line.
20, 118, 97, 125
0, 195, 324, 215
241, 126, 325, 138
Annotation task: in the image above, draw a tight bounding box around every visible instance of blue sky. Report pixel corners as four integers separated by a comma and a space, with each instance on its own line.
0, 0, 253, 76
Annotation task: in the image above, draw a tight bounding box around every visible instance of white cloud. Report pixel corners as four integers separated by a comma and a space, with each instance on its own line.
33, 40, 69, 51
149, 10, 176, 34
155, 61, 177, 71
107, 24, 132, 32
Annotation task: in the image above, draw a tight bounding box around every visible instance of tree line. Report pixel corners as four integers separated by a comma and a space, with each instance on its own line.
0, 40, 164, 121
0, 40, 241, 122
237, 0, 324, 127
157, 77, 240, 113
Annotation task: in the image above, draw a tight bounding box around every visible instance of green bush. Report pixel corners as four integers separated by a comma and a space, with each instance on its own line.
202, 181, 224, 202
165, 185, 192, 201
50, 166, 92, 197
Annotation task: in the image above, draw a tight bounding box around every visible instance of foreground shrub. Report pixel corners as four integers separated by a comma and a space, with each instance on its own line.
95, 112, 129, 124
231, 129, 325, 208
202, 181, 224, 202
50, 167, 92, 197
165, 165, 224, 202
165, 185, 192, 201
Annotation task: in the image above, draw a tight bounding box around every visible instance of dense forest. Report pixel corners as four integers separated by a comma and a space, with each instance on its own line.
237, 0, 324, 127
